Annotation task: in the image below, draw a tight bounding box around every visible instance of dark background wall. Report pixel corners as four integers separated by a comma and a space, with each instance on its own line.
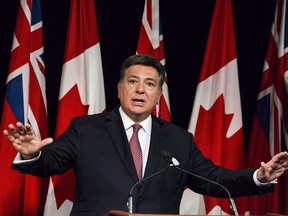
0, 0, 277, 148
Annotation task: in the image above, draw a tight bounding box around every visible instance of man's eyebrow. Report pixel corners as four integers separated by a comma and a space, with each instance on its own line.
126, 75, 138, 79
126, 75, 157, 81
145, 77, 157, 82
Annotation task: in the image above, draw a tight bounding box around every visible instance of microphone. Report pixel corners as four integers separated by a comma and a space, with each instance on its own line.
127, 162, 170, 213
161, 150, 239, 216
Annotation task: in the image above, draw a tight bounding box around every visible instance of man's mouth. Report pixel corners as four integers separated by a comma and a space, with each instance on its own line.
132, 98, 144, 104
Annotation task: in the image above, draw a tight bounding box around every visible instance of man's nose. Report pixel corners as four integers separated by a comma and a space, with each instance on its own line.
136, 82, 145, 93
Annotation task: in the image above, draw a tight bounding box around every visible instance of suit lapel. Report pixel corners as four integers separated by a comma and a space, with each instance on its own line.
105, 108, 139, 182
139, 117, 168, 195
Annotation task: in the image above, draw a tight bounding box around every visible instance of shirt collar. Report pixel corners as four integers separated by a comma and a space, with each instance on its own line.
119, 106, 152, 134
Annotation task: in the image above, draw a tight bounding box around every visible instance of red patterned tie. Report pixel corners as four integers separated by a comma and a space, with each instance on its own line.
129, 124, 143, 180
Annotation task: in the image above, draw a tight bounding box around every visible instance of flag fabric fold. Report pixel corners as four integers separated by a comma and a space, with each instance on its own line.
136, 0, 171, 122
183, 0, 249, 214
247, 0, 288, 214
0, 0, 49, 215
43, 0, 106, 215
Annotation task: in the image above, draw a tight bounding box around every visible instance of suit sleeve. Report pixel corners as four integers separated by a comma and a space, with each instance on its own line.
174, 130, 274, 197
12, 117, 81, 177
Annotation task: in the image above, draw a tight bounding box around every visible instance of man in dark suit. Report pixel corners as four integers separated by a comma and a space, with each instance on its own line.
3, 54, 288, 216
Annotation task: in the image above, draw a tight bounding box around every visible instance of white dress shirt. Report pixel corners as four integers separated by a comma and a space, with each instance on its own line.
119, 106, 151, 178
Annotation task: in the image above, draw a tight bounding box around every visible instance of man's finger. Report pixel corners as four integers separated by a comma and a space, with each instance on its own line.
42, 138, 53, 146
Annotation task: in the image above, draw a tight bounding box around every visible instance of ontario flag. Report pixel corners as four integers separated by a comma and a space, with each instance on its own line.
183, 0, 249, 215
136, 0, 171, 121
247, 0, 288, 214
43, 0, 106, 215
0, 0, 49, 215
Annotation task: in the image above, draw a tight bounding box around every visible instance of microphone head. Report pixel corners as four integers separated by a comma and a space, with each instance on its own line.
161, 150, 173, 165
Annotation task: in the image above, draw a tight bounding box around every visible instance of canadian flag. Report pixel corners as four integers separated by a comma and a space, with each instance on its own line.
43, 0, 106, 215
182, 0, 249, 215
136, 0, 171, 121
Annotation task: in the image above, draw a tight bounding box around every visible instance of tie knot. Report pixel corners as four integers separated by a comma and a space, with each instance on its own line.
132, 124, 141, 133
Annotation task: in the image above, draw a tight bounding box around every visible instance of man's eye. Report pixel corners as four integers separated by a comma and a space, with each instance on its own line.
128, 80, 137, 84
146, 82, 155, 89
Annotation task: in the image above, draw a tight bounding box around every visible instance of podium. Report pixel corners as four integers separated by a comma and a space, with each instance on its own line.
103, 210, 286, 216
103, 210, 195, 216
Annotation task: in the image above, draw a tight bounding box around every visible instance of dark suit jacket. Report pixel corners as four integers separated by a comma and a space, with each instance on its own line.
13, 107, 272, 215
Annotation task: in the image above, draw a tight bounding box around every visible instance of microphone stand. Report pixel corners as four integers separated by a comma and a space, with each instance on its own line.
128, 150, 239, 215
173, 165, 239, 216
161, 150, 239, 216
127, 164, 170, 214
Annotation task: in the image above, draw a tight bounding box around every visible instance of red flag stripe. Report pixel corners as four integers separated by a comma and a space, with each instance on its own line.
43, 0, 106, 214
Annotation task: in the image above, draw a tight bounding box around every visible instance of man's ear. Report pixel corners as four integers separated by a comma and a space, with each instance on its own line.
157, 90, 163, 104
117, 82, 121, 99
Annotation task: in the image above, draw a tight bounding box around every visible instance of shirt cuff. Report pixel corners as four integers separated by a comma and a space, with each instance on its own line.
13, 152, 41, 164
253, 169, 278, 186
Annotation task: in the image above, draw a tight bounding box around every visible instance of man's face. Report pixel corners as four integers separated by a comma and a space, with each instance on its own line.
118, 64, 162, 122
